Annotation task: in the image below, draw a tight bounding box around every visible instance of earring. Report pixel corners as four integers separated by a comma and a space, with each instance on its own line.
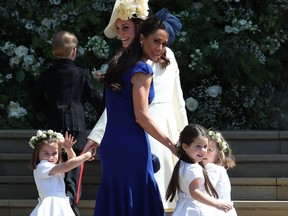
140, 41, 143, 47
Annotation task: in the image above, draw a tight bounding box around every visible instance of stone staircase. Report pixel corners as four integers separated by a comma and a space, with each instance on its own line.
223, 130, 288, 216
1, 130, 288, 216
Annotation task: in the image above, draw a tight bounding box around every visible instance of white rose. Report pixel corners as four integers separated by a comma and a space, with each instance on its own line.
23, 54, 35, 65
185, 97, 199, 112
57, 133, 65, 142
14, 45, 29, 57
7, 101, 19, 118
6, 74, 13, 80
1, 42, 16, 56
206, 85, 222, 98
36, 130, 43, 137
47, 130, 54, 134
9, 56, 21, 66
16, 107, 27, 118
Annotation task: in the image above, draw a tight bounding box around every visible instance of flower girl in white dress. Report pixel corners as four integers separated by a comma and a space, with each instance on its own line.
166, 124, 234, 216
29, 130, 92, 216
203, 130, 238, 216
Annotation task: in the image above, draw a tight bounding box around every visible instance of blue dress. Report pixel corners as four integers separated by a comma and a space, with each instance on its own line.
94, 61, 165, 216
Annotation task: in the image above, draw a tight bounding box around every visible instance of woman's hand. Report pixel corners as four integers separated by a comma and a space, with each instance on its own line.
82, 139, 98, 161
165, 138, 177, 156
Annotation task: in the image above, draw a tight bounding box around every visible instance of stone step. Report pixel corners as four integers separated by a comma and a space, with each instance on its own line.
2, 130, 288, 216
0, 153, 101, 176
230, 177, 288, 200
234, 201, 288, 216
2, 153, 288, 177
228, 154, 288, 177
221, 130, 288, 154
1, 176, 287, 201
0, 176, 100, 200
2, 130, 288, 155
0, 199, 287, 216
0, 199, 173, 216
0, 130, 35, 154
1, 199, 94, 216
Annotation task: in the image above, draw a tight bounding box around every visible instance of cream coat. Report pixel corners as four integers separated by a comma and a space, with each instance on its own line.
88, 47, 188, 209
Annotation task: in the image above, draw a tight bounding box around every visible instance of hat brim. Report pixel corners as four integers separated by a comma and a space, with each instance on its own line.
104, 0, 121, 38
104, 0, 149, 39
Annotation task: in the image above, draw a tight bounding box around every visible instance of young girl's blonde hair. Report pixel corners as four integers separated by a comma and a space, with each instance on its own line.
208, 130, 236, 169
52, 31, 78, 58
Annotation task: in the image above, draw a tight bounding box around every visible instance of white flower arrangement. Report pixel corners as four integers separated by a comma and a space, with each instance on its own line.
29, 130, 64, 149
85, 35, 109, 59
117, 0, 149, 20
208, 130, 228, 151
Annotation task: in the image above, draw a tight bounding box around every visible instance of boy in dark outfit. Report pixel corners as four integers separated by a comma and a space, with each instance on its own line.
29, 31, 104, 216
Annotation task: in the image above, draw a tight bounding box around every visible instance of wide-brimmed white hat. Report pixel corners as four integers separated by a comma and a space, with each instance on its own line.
104, 0, 149, 39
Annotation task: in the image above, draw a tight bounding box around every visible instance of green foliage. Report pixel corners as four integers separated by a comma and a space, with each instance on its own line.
1, 0, 288, 129
165, 0, 288, 129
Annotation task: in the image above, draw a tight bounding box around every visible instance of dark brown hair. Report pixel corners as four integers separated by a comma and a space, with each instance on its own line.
104, 16, 170, 91
166, 124, 218, 202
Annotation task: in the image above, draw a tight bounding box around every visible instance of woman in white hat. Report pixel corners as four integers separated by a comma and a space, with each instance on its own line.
85, 0, 188, 212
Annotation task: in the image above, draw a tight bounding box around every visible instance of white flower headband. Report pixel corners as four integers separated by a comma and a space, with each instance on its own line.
29, 130, 64, 149
208, 130, 228, 151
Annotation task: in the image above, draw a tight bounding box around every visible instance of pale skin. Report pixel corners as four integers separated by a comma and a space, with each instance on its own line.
39, 132, 92, 175
182, 136, 233, 212
83, 29, 177, 156
115, 18, 137, 48
202, 140, 218, 166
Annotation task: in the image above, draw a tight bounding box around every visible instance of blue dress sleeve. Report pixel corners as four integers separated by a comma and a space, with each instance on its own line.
131, 61, 153, 75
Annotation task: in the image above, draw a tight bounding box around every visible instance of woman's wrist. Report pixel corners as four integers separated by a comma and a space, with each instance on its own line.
86, 139, 97, 146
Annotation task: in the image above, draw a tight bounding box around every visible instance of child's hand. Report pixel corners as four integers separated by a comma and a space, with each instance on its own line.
215, 200, 233, 212
82, 148, 93, 161
61, 132, 77, 150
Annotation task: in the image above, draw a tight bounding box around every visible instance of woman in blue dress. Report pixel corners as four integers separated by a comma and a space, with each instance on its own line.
92, 14, 179, 216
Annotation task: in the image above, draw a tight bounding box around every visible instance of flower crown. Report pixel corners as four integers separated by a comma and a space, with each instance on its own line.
29, 130, 64, 149
117, 0, 149, 20
208, 130, 228, 152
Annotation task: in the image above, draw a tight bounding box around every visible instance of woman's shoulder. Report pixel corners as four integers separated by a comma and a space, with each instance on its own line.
165, 47, 175, 58
132, 60, 153, 74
